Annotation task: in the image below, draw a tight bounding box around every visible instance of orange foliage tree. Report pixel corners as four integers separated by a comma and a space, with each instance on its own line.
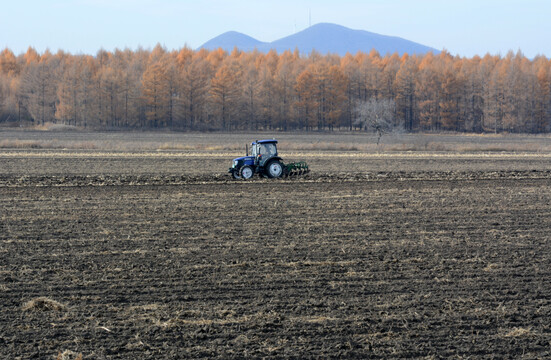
2, 45, 550, 133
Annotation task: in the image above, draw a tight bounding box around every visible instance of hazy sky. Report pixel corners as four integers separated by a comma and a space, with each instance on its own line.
2, 0, 550, 58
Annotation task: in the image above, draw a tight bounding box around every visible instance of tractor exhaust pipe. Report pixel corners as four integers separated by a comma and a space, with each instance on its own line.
246, 144, 248, 156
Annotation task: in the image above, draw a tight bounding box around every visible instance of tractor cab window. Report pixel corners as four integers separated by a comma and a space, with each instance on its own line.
259, 143, 277, 157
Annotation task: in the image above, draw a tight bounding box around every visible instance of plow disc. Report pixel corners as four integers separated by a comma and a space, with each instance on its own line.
283, 161, 310, 177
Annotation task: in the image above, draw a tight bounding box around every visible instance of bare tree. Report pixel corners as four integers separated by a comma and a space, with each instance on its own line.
354, 97, 396, 145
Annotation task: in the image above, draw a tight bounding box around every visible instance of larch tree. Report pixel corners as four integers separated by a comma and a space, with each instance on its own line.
379, 53, 401, 100
258, 61, 277, 130
484, 59, 507, 133
294, 68, 317, 130
394, 55, 417, 131
303, 61, 331, 130
274, 50, 299, 130
164, 53, 179, 130
324, 64, 348, 130
209, 59, 242, 130
416, 53, 441, 131
178, 51, 211, 130
56, 57, 81, 125
99, 66, 122, 127
20, 53, 59, 125
142, 59, 170, 128
500, 51, 524, 132
241, 56, 261, 130
341, 53, 361, 130
122, 52, 146, 128
439, 61, 463, 131
79, 56, 97, 128
0, 48, 19, 77
22, 47, 40, 66
459, 56, 485, 132
534, 56, 551, 132
0, 48, 20, 122
360, 50, 383, 101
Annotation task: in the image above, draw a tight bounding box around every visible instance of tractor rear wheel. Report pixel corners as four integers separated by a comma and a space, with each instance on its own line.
239, 165, 254, 180
266, 160, 283, 178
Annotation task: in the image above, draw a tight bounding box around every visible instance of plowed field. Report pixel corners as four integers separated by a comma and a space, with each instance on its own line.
2, 141, 551, 358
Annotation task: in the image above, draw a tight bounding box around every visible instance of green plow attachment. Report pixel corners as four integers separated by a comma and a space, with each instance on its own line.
283, 161, 310, 177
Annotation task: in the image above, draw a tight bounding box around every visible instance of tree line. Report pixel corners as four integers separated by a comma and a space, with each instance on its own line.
0, 45, 550, 133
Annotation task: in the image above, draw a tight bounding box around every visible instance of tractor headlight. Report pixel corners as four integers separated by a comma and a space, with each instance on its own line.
233, 160, 239, 167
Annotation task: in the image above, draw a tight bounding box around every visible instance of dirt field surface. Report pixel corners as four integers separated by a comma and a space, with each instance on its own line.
2, 131, 551, 358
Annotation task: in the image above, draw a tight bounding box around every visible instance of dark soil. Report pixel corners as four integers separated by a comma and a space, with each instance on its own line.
1, 157, 551, 358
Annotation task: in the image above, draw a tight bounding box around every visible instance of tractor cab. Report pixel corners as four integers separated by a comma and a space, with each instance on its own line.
251, 139, 278, 167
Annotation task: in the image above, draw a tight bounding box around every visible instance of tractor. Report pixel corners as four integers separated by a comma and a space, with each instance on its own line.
228, 139, 309, 179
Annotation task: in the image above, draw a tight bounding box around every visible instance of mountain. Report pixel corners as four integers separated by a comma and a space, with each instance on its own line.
199, 31, 263, 53
199, 23, 439, 56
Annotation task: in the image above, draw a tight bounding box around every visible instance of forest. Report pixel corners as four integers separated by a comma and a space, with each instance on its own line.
0, 45, 550, 133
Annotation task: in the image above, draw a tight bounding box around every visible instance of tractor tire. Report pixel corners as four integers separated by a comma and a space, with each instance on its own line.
266, 160, 283, 178
231, 170, 241, 179
239, 165, 254, 180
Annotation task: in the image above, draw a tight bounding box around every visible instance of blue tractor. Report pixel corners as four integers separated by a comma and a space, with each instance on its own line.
228, 139, 309, 179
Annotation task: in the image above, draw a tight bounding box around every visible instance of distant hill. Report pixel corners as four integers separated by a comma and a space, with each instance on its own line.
199, 23, 440, 56
199, 31, 263, 53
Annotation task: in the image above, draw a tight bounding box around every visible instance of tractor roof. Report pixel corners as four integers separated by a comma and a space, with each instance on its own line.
252, 139, 278, 145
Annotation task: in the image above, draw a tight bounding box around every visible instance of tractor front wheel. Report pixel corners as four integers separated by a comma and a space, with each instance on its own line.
266, 160, 283, 178
231, 170, 241, 179
239, 165, 254, 180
